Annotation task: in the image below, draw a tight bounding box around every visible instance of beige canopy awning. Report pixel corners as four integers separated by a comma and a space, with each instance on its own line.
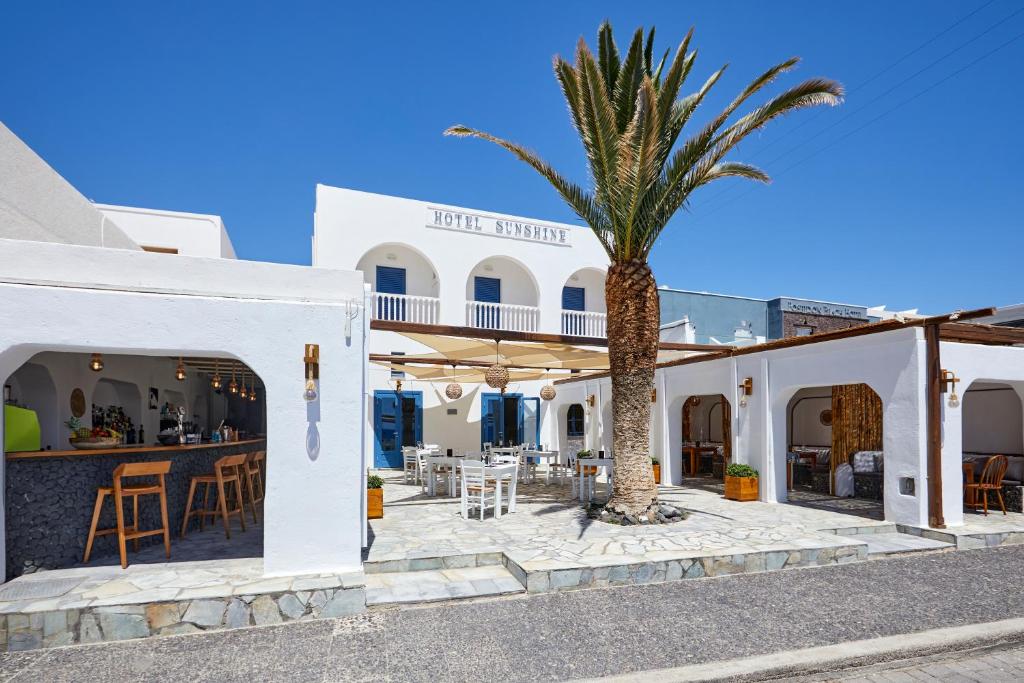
370, 327, 721, 384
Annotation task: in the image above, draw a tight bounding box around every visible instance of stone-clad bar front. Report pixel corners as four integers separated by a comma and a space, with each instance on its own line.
4, 439, 265, 580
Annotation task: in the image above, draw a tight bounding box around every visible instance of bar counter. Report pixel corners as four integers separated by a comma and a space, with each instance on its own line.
4, 439, 265, 580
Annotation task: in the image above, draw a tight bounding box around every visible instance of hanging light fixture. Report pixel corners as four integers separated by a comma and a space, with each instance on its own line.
444, 363, 462, 400
228, 363, 239, 394
89, 353, 104, 372
485, 340, 509, 390
249, 377, 257, 402
210, 359, 222, 390
239, 371, 248, 399
540, 369, 556, 401
175, 356, 186, 381
304, 365, 318, 402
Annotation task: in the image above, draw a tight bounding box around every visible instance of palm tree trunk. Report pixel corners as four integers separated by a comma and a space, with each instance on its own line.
604, 258, 660, 517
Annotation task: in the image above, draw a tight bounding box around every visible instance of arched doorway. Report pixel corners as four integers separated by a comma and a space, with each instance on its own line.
961, 381, 1024, 514
785, 383, 884, 517
681, 394, 731, 478
465, 256, 540, 331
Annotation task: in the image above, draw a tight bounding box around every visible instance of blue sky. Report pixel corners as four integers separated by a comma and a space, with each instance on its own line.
2, 1, 1021, 313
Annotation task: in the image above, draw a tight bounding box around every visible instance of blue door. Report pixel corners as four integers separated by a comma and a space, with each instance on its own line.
562, 286, 586, 335
373, 390, 421, 468
375, 266, 407, 321
481, 392, 524, 447
474, 276, 501, 328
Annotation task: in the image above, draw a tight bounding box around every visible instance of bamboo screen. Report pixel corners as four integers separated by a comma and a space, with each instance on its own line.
682, 399, 692, 441
721, 398, 732, 460
830, 383, 883, 481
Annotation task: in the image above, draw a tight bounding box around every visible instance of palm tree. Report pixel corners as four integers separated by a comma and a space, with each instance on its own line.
446, 23, 842, 519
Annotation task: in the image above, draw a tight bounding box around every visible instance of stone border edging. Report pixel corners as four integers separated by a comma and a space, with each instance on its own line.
570, 617, 1024, 682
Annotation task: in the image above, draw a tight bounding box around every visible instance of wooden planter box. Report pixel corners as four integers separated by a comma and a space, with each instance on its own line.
724, 475, 759, 502
367, 488, 383, 519
652, 463, 661, 484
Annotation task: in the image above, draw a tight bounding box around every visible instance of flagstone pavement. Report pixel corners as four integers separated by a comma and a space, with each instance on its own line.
365, 471, 891, 587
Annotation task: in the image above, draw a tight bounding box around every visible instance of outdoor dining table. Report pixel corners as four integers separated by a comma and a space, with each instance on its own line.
577, 457, 614, 502
486, 462, 519, 516
523, 450, 561, 484
425, 455, 464, 497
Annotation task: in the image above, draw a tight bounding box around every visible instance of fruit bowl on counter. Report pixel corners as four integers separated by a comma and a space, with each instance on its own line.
69, 427, 122, 449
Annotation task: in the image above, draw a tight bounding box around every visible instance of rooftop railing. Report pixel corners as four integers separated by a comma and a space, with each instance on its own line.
466, 301, 540, 333
561, 310, 607, 337
370, 292, 441, 324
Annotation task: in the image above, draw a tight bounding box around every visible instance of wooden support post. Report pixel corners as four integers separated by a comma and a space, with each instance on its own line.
925, 323, 945, 529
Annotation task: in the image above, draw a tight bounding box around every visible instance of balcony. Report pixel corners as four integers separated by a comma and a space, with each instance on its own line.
561, 310, 607, 337
370, 292, 440, 324
466, 301, 540, 332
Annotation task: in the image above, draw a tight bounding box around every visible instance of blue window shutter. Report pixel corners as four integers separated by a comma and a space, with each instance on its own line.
375, 266, 406, 295
562, 286, 585, 311
474, 276, 501, 303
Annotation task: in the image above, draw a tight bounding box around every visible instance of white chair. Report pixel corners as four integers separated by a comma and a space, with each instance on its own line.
402, 447, 419, 484
571, 457, 597, 501
460, 462, 496, 520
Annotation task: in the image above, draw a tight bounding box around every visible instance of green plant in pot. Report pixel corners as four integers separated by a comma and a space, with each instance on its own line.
367, 474, 384, 519
724, 463, 759, 501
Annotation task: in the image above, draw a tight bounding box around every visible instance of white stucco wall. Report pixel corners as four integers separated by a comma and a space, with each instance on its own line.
788, 387, 833, 446
313, 185, 609, 333
960, 383, 1023, 454
95, 204, 237, 258
936, 341, 1024, 527
0, 123, 138, 250
0, 239, 368, 579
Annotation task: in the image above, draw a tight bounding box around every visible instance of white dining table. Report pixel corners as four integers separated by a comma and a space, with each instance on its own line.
523, 450, 561, 484
576, 457, 614, 502
424, 455, 464, 497
486, 462, 518, 516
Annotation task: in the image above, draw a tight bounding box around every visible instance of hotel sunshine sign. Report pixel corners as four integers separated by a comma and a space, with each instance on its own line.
426, 207, 571, 247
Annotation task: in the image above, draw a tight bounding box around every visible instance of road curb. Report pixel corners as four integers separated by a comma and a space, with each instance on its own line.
575, 617, 1024, 682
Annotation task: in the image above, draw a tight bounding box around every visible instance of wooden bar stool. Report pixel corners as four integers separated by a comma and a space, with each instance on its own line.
241, 451, 265, 524
83, 460, 172, 569
180, 454, 248, 539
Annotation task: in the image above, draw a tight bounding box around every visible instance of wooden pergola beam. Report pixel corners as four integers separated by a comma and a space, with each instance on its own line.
369, 319, 731, 352
939, 322, 1024, 346
369, 354, 591, 373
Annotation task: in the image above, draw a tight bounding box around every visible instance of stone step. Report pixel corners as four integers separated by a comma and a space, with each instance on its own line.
362, 551, 503, 574
819, 523, 898, 537
364, 565, 525, 605
834, 532, 954, 558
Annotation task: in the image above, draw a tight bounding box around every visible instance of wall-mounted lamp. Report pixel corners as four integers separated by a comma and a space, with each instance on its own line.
89, 353, 104, 372
304, 344, 320, 402
941, 369, 960, 408
738, 377, 753, 407
587, 394, 596, 408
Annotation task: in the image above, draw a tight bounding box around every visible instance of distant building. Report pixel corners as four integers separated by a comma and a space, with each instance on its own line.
657, 288, 884, 345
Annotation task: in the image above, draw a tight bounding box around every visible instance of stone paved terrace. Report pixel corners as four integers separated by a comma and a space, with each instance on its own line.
0, 516, 365, 651
366, 471, 897, 593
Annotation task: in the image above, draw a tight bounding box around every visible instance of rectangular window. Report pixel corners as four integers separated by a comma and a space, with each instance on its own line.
794, 325, 814, 336
562, 286, 585, 311
474, 276, 501, 303
141, 246, 178, 254
375, 266, 407, 294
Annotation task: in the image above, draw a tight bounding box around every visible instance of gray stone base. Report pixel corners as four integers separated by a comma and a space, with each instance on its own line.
2, 582, 365, 652
1002, 485, 1023, 513
854, 473, 884, 501
898, 524, 1024, 551
512, 543, 866, 594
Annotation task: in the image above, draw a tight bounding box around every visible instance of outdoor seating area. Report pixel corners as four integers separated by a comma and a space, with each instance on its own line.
400, 444, 616, 520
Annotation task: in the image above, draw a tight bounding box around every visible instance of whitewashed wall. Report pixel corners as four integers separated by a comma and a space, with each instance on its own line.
937, 341, 1024, 527
788, 387, 833, 447
960, 384, 1023, 454
95, 204, 237, 259
0, 239, 367, 579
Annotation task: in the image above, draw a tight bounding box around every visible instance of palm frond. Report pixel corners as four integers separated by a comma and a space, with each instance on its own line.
597, 21, 620, 101
443, 125, 614, 254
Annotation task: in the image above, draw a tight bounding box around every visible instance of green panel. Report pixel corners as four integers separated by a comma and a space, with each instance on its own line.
4, 405, 41, 452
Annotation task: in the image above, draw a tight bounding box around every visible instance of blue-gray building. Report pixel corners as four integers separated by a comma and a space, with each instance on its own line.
658, 287, 872, 344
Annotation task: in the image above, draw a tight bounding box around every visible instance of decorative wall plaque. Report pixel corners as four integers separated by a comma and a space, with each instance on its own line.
70, 388, 86, 417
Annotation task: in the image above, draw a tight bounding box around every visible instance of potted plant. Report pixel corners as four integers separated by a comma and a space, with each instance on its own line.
367, 474, 384, 519
651, 457, 661, 485
724, 464, 759, 502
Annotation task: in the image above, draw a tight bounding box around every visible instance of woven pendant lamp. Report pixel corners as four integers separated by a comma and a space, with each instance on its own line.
485, 340, 509, 390
444, 364, 462, 400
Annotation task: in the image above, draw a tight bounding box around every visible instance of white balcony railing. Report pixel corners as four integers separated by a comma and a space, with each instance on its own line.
370, 292, 440, 324
561, 310, 607, 337
466, 301, 540, 332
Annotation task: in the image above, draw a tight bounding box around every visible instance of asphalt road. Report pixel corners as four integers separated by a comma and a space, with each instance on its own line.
3, 545, 1024, 682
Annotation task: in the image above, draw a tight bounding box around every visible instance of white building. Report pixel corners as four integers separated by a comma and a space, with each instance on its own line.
95, 204, 237, 258
312, 185, 611, 466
